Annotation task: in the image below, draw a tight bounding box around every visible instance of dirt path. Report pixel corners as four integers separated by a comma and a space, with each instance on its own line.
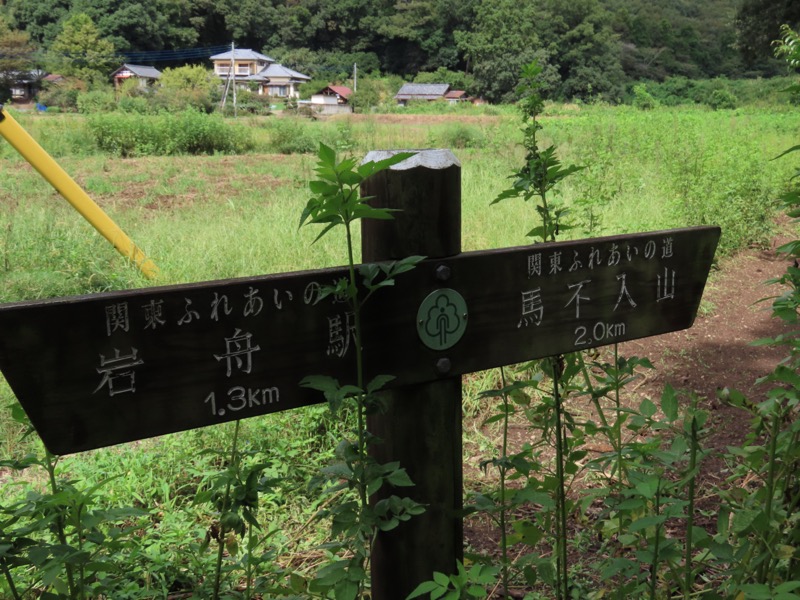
622, 228, 797, 453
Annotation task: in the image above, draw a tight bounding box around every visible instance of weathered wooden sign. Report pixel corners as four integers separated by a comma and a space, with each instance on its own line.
0, 226, 719, 455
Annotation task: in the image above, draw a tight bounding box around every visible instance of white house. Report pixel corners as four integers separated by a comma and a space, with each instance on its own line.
209, 49, 310, 98
309, 85, 354, 114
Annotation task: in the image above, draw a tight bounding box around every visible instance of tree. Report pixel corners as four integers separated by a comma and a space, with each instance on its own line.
4, 0, 71, 47
159, 63, 214, 91
154, 64, 216, 111
736, 0, 800, 72
604, 0, 743, 81
414, 67, 476, 94
201, 0, 277, 50
270, 47, 380, 81
0, 16, 36, 102
535, 0, 624, 101
455, 0, 554, 103
70, 0, 198, 51
49, 13, 116, 85
370, 0, 476, 73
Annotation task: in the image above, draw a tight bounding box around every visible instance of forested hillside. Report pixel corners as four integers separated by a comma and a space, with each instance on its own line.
1, 0, 799, 102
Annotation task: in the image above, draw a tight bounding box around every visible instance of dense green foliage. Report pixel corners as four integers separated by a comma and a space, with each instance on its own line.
0, 16, 34, 103
0, 99, 798, 597
48, 13, 116, 84
87, 109, 255, 156
0, 17, 799, 593
0, 0, 799, 103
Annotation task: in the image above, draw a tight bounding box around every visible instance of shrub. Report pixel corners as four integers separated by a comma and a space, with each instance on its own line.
432, 123, 487, 149
154, 65, 217, 113
117, 95, 152, 114
414, 68, 477, 95
707, 88, 738, 110
88, 110, 254, 157
220, 90, 272, 116
655, 76, 696, 105
265, 117, 317, 154
298, 78, 331, 100
150, 87, 216, 113
37, 78, 86, 111
632, 83, 659, 110
76, 90, 117, 114
165, 109, 254, 154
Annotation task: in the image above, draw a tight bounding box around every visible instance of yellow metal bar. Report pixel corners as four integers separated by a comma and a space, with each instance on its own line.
0, 106, 158, 279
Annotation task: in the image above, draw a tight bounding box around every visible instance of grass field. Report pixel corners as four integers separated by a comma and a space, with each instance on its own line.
0, 102, 799, 598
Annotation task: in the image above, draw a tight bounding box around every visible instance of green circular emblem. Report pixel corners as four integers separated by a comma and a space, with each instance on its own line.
417, 289, 468, 351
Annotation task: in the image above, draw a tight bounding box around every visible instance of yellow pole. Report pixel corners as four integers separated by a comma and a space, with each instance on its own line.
0, 106, 158, 279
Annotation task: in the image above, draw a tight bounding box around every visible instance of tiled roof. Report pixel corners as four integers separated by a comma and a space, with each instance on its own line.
260, 63, 311, 81
117, 64, 161, 79
210, 49, 275, 62
395, 83, 450, 99
328, 85, 353, 98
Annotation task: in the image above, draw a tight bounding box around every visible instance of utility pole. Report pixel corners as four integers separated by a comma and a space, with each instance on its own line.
231, 42, 237, 118
221, 42, 235, 112
353, 62, 357, 92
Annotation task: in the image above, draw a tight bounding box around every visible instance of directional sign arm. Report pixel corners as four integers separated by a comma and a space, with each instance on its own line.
0, 227, 719, 454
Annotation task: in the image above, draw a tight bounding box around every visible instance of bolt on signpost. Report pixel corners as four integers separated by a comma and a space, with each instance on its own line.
0, 149, 720, 599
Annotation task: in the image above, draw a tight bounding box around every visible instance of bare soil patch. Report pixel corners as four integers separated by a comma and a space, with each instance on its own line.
623, 231, 795, 450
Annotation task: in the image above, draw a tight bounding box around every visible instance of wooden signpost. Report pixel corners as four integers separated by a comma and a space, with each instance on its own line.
0, 149, 720, 599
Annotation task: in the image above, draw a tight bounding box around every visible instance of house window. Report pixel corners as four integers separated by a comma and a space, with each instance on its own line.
269, 85, 288, 97
216, 65, 230, 75
236, 64, 250, 76
11, 87, 25, 98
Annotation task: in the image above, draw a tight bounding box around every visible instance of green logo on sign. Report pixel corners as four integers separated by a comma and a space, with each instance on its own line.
417, 289, 468, 350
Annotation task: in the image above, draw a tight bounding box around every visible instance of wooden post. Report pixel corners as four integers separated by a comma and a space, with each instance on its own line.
361, 149, 463, 599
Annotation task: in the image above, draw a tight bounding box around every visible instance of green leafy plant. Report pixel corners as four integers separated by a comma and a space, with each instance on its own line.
194, 419, 279, 600
585, 382, 711, 600
632, 84, 659, 110
407, 561, 500, 600
0, 403, 147, 599
298, 143, 425, 598
492, 61, 582, 244
487, 61, 585, 599
88, 109, 254, 157
709, 48, 800, 594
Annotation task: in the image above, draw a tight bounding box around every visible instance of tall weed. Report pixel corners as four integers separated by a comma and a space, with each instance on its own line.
88, 110, 254, 157
264, 117, 318, 154
710, 49, 800, 596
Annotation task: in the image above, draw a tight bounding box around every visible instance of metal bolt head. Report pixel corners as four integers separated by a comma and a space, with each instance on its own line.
435, 264, 451, 281
436, 357, 452, 374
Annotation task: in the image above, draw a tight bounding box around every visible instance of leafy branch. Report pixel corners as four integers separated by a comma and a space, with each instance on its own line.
299, 143, 425, 599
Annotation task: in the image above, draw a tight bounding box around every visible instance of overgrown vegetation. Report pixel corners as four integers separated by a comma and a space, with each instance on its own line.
1, 0, 798, 108
0, 49, 799, 596
297, 145, 425, 598
87, 109, 255, 157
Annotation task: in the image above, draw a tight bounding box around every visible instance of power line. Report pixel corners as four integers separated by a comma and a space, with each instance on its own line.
120, 45, 231, 62
0, 44, 232, 64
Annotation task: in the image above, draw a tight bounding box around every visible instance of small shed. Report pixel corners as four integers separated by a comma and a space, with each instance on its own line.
112, 64, 162, 90
310, 85, 354, 114
8, 70, 47, 103
394, 83, 450, 105
444, 90, 468, 104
